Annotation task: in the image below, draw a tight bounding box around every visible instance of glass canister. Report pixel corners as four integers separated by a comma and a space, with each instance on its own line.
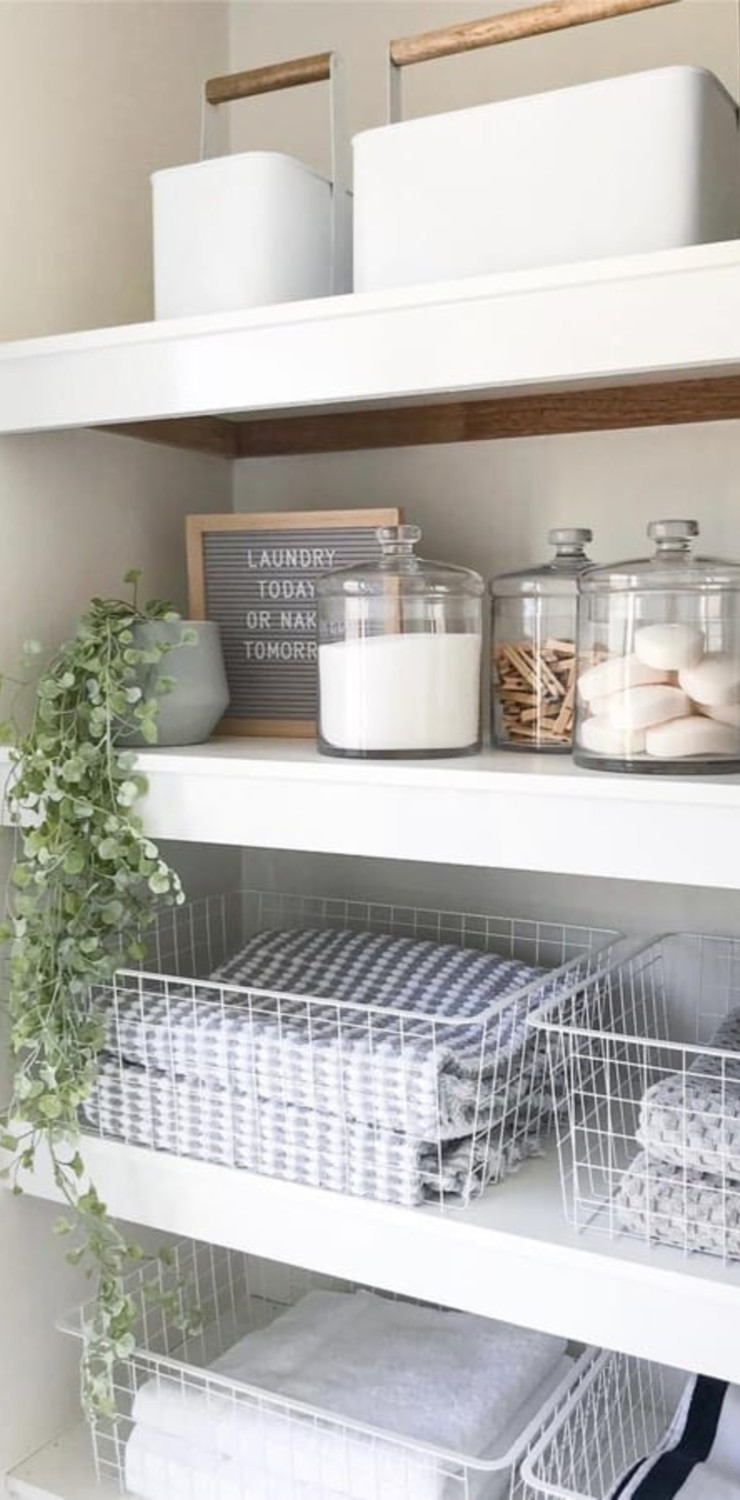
490, 528, 593, 751
575, 519, 740, 774
316, 524, 483, 758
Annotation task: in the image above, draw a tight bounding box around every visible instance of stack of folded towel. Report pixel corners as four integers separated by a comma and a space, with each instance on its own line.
614, 1007, 740, 1258
611, 1372, 740, 1498
83, 926, 554, 1205
124, 1288, 570, 1500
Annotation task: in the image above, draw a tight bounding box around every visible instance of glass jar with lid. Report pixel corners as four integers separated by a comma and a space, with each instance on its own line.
316, 524, 483, 758
575, 519, 740, 774
490, 528, 593, 752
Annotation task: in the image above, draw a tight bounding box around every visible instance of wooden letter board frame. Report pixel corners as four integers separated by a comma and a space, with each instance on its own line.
187, 509, 402, 736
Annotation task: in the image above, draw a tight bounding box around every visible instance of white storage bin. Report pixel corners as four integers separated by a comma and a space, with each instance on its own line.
60, 1238, 589, 1499
531, 932, 740, 1264
354, 66, 740, 293
522, 1348, 689, 1499
79, 888, 617, 1209
153, 53, 351, 319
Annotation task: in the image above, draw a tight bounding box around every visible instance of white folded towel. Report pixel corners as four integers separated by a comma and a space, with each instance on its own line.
132, 1290, 566, 1461
125, 1419, 482, 1500
126, 1425, 246, 1500
124, 1404, 556, 1500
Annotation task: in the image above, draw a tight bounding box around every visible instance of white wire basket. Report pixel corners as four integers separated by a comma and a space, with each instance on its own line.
521, 1347, 689, 1499
60, 1238, 594, 1500
80, 889, 617, 1209
531, 931, 740, 1261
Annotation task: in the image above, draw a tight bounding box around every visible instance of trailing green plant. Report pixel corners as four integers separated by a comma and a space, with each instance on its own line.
0, 572, 196, 1418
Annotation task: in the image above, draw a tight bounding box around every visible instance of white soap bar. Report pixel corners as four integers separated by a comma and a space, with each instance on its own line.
578, 654, 668, 704
645, 715, 740, 758
634, 622, 704, 671
606, 684, 690, 731
705, 702, 740, 728
588, 693, 617, 718
678, 653, 740, 707
578, 716, 647, 756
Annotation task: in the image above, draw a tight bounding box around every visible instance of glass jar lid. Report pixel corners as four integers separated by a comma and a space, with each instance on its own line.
316, 524, 484, 598
579, 519, 740, 594
490, 527, 593, 599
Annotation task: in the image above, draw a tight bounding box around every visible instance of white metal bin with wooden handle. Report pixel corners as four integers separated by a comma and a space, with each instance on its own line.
352, 0, 740, 293
152, 52, 351, 319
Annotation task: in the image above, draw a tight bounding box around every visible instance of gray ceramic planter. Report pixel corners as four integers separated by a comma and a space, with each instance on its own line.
126, 620, 230, 746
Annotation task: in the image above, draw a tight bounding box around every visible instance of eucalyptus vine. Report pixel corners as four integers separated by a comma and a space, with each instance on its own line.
0, 573, 193, 1416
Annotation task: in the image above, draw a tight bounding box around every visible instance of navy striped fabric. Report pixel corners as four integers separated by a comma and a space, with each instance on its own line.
613, 1377, 740, 1499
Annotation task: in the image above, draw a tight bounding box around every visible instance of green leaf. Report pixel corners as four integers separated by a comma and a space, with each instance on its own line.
63, 849, 85, 876
54, 1217, 73, 1236
38, 1096, 63, 1121
139, 719, 158, 746
116, 781, 140, 808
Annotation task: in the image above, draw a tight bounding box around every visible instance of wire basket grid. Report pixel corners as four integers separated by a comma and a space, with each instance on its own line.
530, 931, 740, 1261
60, 1238, 595, 1499
521, 1347, 688, 1499
81, 889, 618, 1210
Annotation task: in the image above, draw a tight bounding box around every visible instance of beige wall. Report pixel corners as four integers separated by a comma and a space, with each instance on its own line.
228, 0, 738, 173
0, 3, 230, 1482
0, 1, 227, 340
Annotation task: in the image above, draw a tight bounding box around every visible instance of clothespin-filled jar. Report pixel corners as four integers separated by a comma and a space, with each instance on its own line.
152, 52, 351, 318
491, 529, 594, 752
316, 525, 483, 758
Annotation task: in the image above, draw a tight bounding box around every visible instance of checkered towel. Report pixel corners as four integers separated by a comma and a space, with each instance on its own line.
614, 1150, 740, 1260
82, 1057, 546, 1207
638, 1008, 740, 1181
94, 928, 550, 1140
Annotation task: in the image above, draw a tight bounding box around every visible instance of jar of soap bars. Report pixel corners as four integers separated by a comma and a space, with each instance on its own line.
316, 524, 483, 758
575, 519, 740, 773
491, 528, 593, 751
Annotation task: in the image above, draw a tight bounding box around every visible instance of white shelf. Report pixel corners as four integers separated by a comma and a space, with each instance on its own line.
8, 1426, 114, 1500
4, 740, 739, 887
2, 242, 740, 438
16, 1137, 740, 1386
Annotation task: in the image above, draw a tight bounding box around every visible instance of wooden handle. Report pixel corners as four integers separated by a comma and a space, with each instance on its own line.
390, 0, 679, 69
206, 52, 332, 107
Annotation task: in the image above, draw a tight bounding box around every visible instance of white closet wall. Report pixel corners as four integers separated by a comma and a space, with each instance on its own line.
0, 3, 231, 1482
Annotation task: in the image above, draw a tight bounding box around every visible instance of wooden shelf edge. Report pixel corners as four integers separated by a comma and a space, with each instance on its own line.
96, 374, 740, 459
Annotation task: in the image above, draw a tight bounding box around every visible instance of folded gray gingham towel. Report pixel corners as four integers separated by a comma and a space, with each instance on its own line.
83, 926, 556, 1205
615, 1006, 740, 1257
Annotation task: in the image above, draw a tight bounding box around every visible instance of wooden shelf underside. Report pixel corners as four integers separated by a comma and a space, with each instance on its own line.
101, 372, 740, 458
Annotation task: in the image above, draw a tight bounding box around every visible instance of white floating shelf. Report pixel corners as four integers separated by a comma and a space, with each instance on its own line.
4, 741, 738, 887
17, 1138, 740, 1386
8, 1425, 115, 1500
2, 241, 740, 451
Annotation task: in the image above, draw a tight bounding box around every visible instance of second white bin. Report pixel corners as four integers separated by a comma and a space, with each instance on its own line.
353, 66, 740, 293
